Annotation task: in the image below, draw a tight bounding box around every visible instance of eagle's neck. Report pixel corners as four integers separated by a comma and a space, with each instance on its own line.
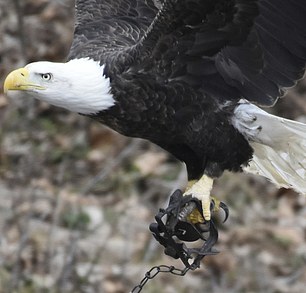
45, 58, 115, 115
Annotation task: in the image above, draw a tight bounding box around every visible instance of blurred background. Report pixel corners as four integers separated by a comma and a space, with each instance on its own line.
1, 0, 306, 292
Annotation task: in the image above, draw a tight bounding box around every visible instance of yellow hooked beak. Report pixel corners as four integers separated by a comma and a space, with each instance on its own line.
4, 68, 45, 94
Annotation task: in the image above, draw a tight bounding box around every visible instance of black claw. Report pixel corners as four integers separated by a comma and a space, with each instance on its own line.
219, 201, 229, 223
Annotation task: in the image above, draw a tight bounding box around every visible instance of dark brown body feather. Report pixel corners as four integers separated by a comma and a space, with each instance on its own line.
69, 0, 306, 180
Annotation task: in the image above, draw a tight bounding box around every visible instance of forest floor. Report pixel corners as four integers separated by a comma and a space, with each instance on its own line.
1, 1, 306, 292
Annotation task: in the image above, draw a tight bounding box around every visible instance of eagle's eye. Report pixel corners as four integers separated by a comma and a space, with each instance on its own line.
41, 73, 52, 81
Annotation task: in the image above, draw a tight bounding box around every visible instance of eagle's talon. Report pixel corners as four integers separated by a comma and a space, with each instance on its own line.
183, 197, 229, 224
219, 201, 229, 223
185, 197, 216, 224
210, 198, 229, 223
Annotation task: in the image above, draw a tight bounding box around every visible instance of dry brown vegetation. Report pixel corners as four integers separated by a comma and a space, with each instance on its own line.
1, 1, 306, 292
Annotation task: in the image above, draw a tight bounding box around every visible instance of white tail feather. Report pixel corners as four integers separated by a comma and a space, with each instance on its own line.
233, 102, 306, 194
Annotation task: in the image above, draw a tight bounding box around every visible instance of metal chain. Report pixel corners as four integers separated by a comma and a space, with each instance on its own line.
130, 264, 190, 293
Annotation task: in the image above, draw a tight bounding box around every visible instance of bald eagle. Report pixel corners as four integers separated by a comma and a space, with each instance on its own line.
4, 0, 306, 221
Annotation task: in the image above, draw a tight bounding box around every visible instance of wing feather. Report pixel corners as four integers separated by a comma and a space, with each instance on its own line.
69, 0, 158, 61
69, 0, 306, 106
166, 0, 306, 105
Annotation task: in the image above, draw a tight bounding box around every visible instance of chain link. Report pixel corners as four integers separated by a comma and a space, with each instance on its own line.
130, 264, 190, 293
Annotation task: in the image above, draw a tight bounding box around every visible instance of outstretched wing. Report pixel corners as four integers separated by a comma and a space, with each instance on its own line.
154, 0, 306, 106
210, 0, 306, 105
69, 0, 306, 106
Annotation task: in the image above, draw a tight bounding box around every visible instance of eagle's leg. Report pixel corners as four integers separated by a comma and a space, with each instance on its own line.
184, 175, 214, 221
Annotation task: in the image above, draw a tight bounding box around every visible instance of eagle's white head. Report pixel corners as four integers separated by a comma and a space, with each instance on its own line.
4, 58, 115, 114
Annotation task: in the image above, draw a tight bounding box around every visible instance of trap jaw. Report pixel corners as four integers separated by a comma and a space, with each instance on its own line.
150, 189, 228, 270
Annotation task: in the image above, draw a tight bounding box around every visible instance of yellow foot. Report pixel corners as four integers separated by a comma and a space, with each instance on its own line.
187, 208, 205, 224
184, 175, 214, 221
185, 197, 223, 224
